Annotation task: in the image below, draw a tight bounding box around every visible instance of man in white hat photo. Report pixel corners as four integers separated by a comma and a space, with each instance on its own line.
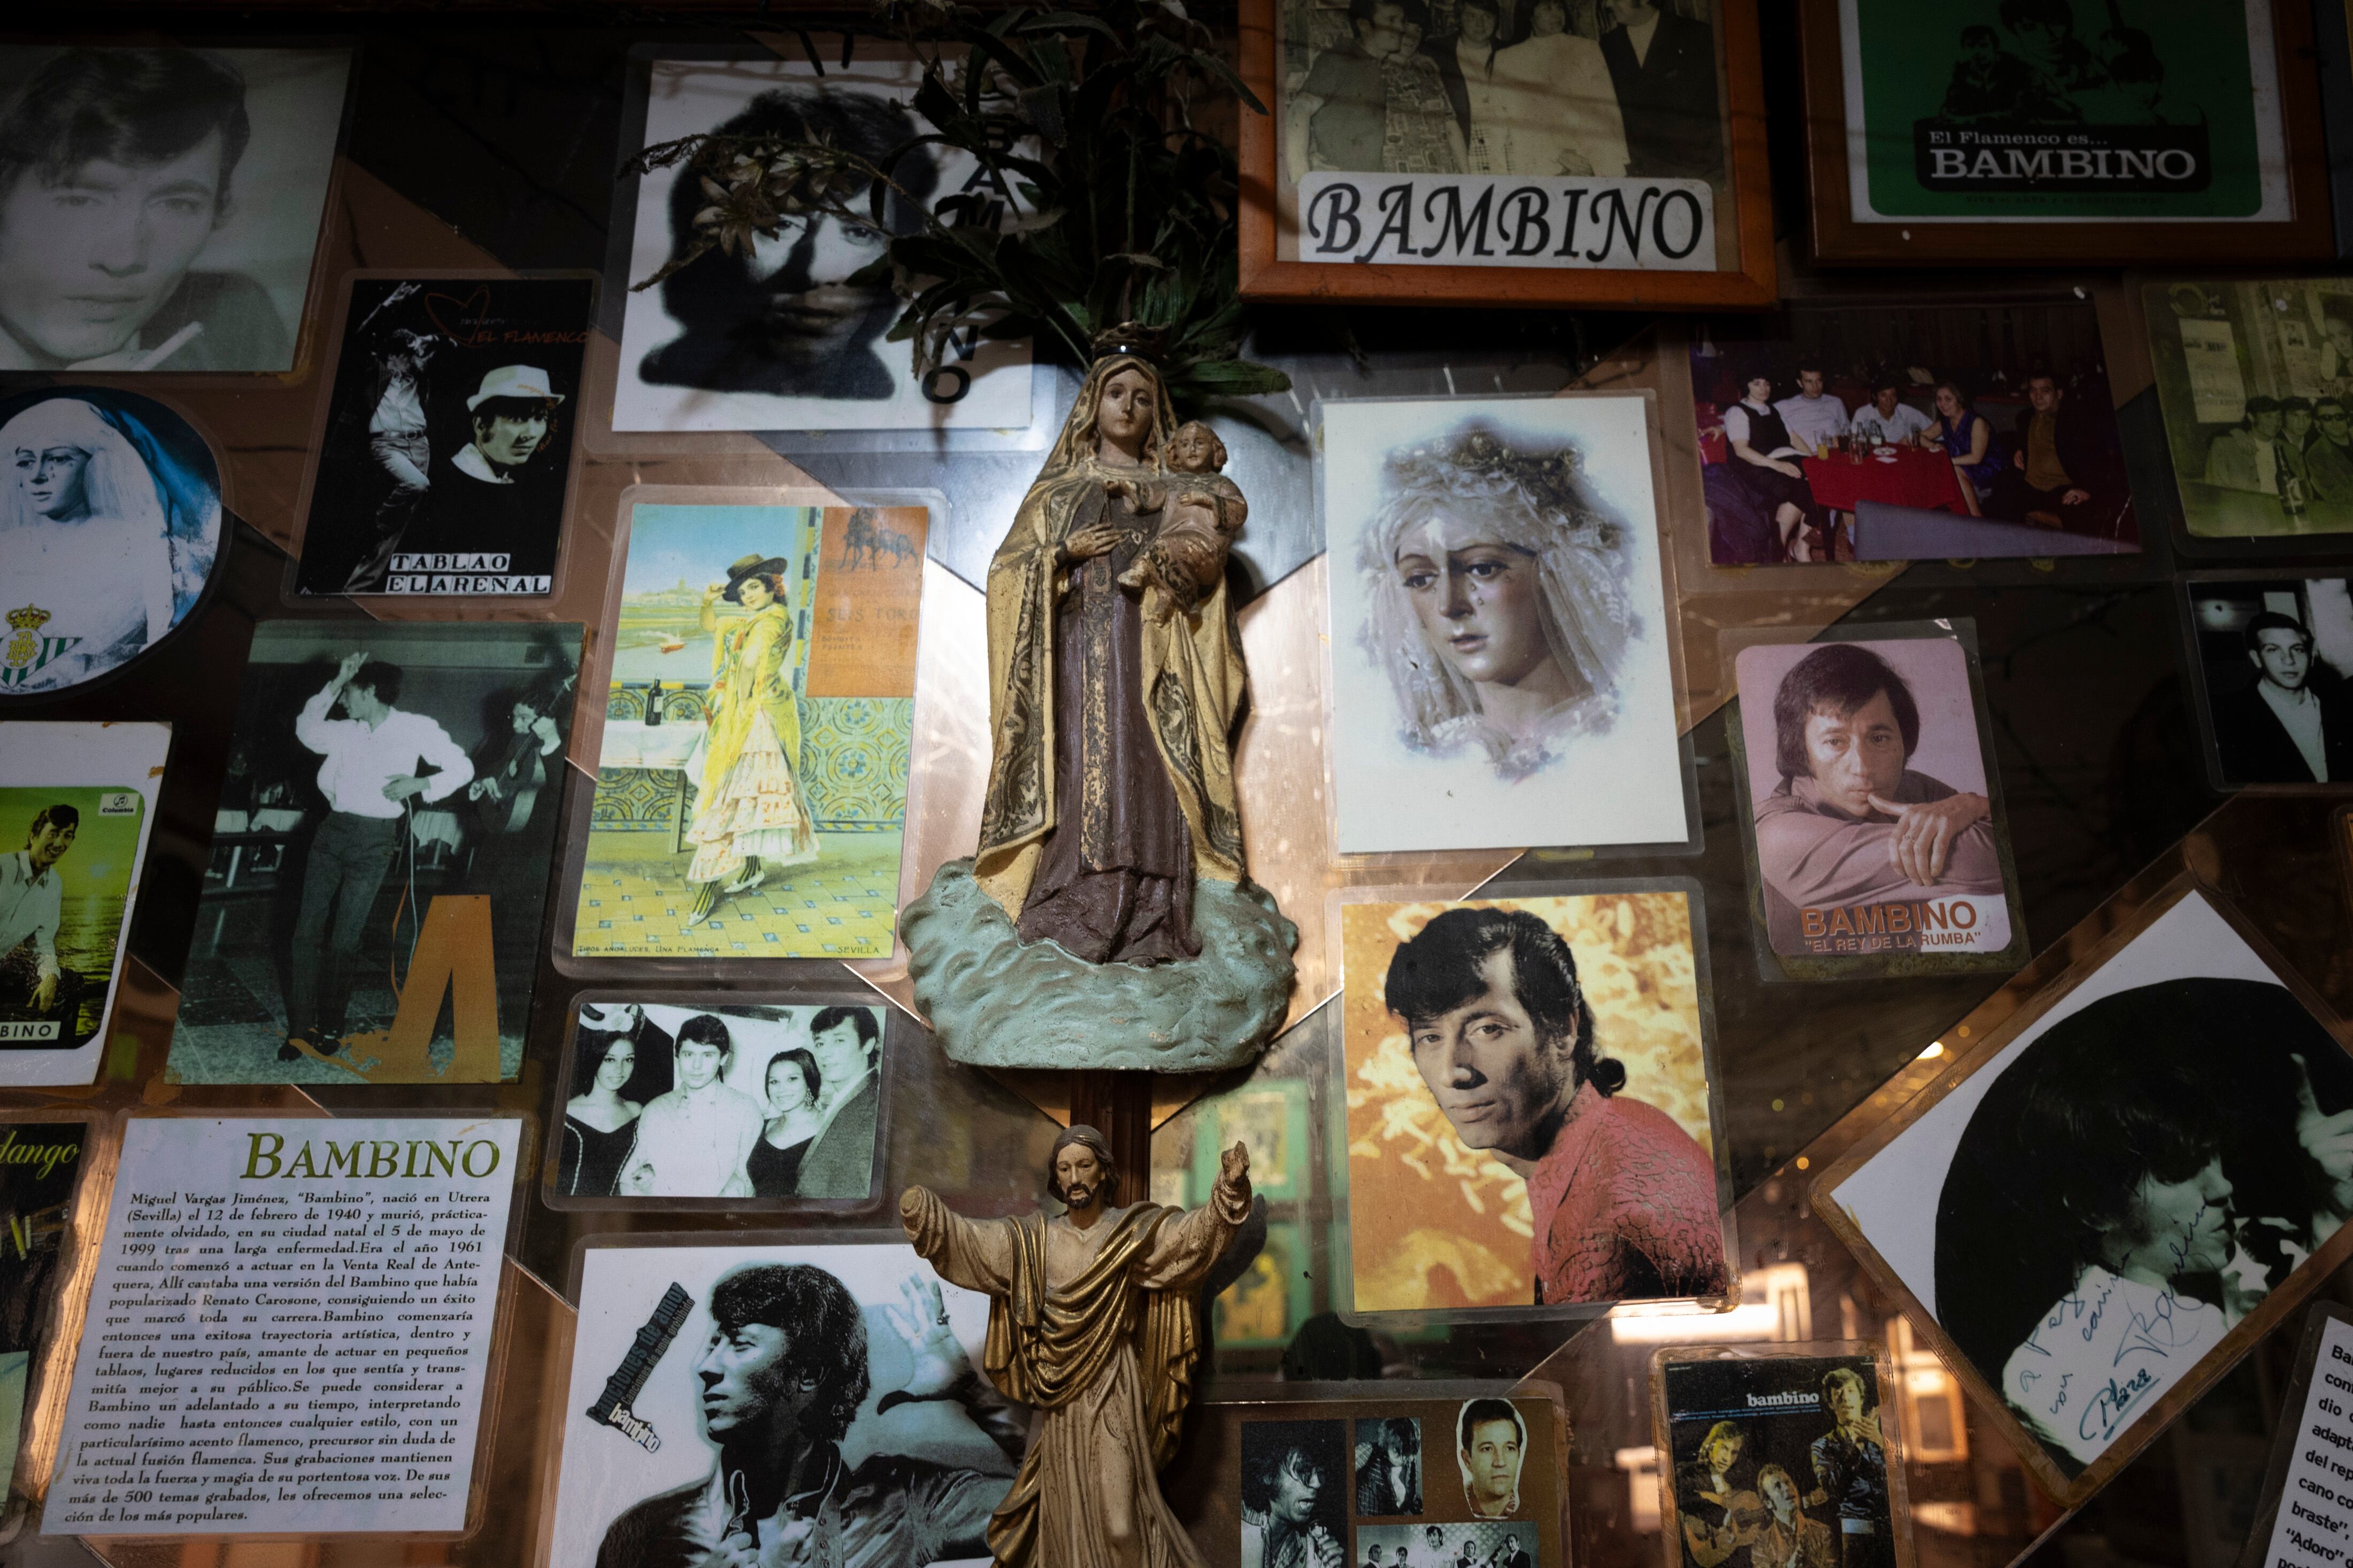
451, 364, 561, 485
353, 362, 570, 593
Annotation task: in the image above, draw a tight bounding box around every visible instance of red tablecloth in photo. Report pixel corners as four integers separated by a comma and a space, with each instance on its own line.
1804, 447, 1972, 514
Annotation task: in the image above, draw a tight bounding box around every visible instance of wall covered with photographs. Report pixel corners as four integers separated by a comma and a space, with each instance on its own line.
0, 9, 2350, 1568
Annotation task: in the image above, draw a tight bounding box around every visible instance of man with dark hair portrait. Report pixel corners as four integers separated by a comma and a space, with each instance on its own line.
1356, 1416, 1422, 1516
1935, 978, 2353, 1475
2204, 395, 2289, 495
283, 648, 471, 1060
0, 803, 78, 1018
593, 1262, 1019, 1567
2001, 372, 2124, 535
793, 1003, 883, 1198
2212, 609, 2353, 785
1457, 1398, 1526, 1518
639, 87, 937, 402
1597, 0, 1721, 181
0, 47, 286, 370
1239, 1422, 1346, 1568
620, 1012, 764, 1198
1752, 642, 2003, 951
1384, 905, 1725, 1303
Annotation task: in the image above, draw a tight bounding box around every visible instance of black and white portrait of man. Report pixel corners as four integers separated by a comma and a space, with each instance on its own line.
550, 1243, 1025, 1568
0, 46, 350, 373
296, 276, 590, 598
1828, 890, 2353, 1480
614, 53, 1029, 434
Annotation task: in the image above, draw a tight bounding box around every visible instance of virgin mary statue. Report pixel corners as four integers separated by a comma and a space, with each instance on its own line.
974, 347, 1250, 966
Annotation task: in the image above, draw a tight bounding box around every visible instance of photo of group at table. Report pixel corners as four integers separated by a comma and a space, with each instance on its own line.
1692, 302, 2133, 565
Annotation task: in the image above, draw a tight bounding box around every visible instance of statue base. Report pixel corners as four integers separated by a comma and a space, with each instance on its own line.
900, 859, 1298, 1071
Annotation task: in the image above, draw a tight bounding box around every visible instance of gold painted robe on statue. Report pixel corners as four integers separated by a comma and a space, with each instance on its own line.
901, 1178, 1249, 1567
974, 371, 1250, 929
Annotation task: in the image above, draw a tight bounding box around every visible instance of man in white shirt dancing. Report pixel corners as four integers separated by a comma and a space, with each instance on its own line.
0, 804, 76, 1018
284, 650, 471, 1059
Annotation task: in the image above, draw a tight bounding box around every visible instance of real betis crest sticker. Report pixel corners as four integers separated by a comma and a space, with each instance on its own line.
1, 605, 79, 690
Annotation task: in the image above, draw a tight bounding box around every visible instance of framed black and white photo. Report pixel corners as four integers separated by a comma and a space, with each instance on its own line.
293, 274, 593, 598
549, 997, 889, 1208
0, 385, 225, 698
0, 45, 352, 373
548, 1238, 1025, 1568
1814, 878, 2353, 1505
2183, 574, 2353, 792
1239, 0, 1777, 307
1319, 393, 1691, 854
168, 621, 581, 1085
610, 49, 1031, 436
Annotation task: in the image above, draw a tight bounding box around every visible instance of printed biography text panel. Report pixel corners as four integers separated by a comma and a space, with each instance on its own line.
44, 1117, 520, 1535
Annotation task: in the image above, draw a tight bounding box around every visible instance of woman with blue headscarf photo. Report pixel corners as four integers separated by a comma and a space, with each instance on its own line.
0, 388, 220, 693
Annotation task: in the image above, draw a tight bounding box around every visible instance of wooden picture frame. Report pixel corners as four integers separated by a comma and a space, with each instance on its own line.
1237, 0, 1778, 307
1808, 873, 2353, 1508
1797, 0, 2335, 266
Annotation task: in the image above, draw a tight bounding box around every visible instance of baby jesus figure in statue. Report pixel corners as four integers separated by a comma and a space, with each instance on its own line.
1106, 420, 1248, 622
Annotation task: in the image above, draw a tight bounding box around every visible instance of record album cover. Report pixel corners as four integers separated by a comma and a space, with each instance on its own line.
0, 721, 168, 1085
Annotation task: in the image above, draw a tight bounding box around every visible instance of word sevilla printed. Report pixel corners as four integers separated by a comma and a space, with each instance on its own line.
1298, 175, 1714, 269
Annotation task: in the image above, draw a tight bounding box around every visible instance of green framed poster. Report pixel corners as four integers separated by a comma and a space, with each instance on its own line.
1841, 0, 2286, 223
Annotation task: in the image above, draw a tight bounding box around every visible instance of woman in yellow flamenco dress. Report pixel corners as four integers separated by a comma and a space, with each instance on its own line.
683, 553, 818, 926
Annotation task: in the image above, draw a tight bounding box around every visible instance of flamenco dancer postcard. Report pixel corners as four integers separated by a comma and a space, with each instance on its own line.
568, 492, 926, 960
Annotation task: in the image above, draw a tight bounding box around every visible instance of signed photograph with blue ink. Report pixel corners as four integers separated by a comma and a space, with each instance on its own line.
1825, 887, 2353, 1486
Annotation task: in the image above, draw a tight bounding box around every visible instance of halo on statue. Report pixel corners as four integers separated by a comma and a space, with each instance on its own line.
901, 331, 1297, 1071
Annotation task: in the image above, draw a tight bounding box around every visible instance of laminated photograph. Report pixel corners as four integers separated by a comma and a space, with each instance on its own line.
1321, 395, 1687, 854
0, 387, 224, 696
1651, 1346, 1909, 1568
1690, 300, 2135, 564
615, 53, 1030, 434
293, 276, 593, 597
1227, 1393, 1563, 1565
570, 496, 923, 960
170, 621, 581, 1083
0, 1120, 86, 1509
1727, 626, 2026, 981
2145, 280, 2353, 540
1338, 887, 1727, 1314
1817, 882, 2353, 1501
0, 46, 352, 372
2185, 576, 2353, 789
0, 721, 168, 1086
548, 1241, 1025, 1567
44, 1115, 521, 1535
552, 999, 886, 1203
1836, 0, 2289, 226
